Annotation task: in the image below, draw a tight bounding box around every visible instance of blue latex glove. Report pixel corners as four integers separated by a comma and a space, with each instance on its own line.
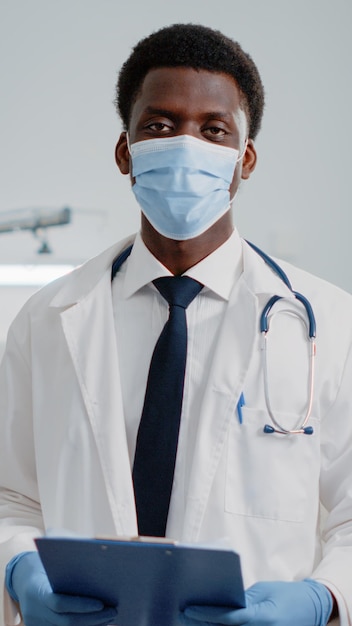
182, 580, 333, 626
6, 551, 118, 626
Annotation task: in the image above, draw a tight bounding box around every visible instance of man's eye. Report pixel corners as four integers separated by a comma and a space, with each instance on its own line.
147, 122, 171, 132
206, 127, 226, 136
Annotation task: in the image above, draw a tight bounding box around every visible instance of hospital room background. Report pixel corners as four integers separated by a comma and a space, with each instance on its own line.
0, 0, 351, 361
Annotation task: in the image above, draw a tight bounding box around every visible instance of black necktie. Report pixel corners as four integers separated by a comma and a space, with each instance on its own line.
132, 275, 203, 537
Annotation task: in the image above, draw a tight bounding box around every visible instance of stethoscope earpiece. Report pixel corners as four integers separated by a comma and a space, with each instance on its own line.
303, 426, 314, 435
263, 424, 275, 434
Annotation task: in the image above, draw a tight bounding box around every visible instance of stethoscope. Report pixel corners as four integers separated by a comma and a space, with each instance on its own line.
246, 241, 316, 436
112, 240, 316, 437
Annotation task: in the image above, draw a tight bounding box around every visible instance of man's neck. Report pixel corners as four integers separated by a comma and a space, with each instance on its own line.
140, 213, 234, 275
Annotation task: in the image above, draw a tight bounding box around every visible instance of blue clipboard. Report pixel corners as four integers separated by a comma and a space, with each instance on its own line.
35, 536, 245, 626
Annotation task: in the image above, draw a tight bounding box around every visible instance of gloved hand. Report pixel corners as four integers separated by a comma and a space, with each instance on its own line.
6, 551, 118, 626
182, 579, 333, 626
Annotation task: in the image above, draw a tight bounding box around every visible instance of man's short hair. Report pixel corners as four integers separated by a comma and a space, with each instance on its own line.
115, 23, 265, 140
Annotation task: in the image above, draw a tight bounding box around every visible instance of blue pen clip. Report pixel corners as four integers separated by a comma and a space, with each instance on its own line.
237, 392, 245, 424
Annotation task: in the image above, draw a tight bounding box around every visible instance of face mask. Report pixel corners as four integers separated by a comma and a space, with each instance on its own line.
128, 134, 244, 240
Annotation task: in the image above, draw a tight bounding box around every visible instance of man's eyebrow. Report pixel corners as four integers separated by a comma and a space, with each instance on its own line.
142, 106, 178, 117
205, 111, 233, 121
141, 107, 233, 121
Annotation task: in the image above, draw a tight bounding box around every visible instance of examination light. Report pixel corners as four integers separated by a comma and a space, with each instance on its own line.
0, 207, 71, 233
0, 207, 72, 254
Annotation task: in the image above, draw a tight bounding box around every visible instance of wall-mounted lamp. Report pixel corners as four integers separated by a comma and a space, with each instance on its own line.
0, 207, 71, 254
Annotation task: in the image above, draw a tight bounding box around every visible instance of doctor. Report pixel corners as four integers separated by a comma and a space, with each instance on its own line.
1, 22, 352, 626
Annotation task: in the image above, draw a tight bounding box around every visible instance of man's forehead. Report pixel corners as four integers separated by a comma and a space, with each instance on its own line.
132, 67, 244, 113
130, 66, 248, 136
139, 66, 240, 92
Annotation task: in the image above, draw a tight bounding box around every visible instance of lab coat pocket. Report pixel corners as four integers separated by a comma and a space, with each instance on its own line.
225, 407, 320, 522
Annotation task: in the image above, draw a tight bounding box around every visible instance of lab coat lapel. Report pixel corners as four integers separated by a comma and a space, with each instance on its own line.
183, 274, 258, 541
50, 238, 138, 535
182, 239, 294, 541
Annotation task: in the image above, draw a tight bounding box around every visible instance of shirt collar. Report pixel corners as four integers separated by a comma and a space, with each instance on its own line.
184, 229, 243, 300
122, 233, 172, 299
122, 230, 243, 301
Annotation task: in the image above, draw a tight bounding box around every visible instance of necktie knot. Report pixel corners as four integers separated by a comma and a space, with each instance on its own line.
153, 276, 203, 309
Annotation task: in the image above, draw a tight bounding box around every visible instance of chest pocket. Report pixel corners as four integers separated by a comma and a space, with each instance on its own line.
225, 407, 320, 522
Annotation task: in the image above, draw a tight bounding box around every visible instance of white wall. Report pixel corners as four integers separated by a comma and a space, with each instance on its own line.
1, 0, 351, 347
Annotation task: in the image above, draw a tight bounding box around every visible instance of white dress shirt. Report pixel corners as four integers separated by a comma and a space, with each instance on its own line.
112, 229, 243, 525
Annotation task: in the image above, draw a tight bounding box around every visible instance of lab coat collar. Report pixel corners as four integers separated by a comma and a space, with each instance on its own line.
49, 235, 136, 308
241, 239, 295, 300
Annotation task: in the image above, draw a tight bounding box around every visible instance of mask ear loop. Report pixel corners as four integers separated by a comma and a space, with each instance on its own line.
125, 131, 131, 154
236, 138, 248, 162
125, 132, 133, 180
229, 138, 249, 204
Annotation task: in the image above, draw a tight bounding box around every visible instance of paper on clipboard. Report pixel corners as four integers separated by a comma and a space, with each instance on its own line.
35, 536, 245, 626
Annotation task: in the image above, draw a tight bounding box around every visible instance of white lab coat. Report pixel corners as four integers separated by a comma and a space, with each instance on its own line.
0, 235, 351, 626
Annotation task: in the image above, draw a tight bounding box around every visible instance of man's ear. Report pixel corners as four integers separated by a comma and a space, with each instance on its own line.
241, 139, 257, 180
115, 131, 130, 175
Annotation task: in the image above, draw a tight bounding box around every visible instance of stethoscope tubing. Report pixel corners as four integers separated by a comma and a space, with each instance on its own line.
261, 328, 316, 435
246, 241, 316, 436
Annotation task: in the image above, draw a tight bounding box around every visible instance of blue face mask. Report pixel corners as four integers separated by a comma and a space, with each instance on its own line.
129, 134, 243, 240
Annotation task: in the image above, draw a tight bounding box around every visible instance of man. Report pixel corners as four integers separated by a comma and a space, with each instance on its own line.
0, 22, 351, 626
